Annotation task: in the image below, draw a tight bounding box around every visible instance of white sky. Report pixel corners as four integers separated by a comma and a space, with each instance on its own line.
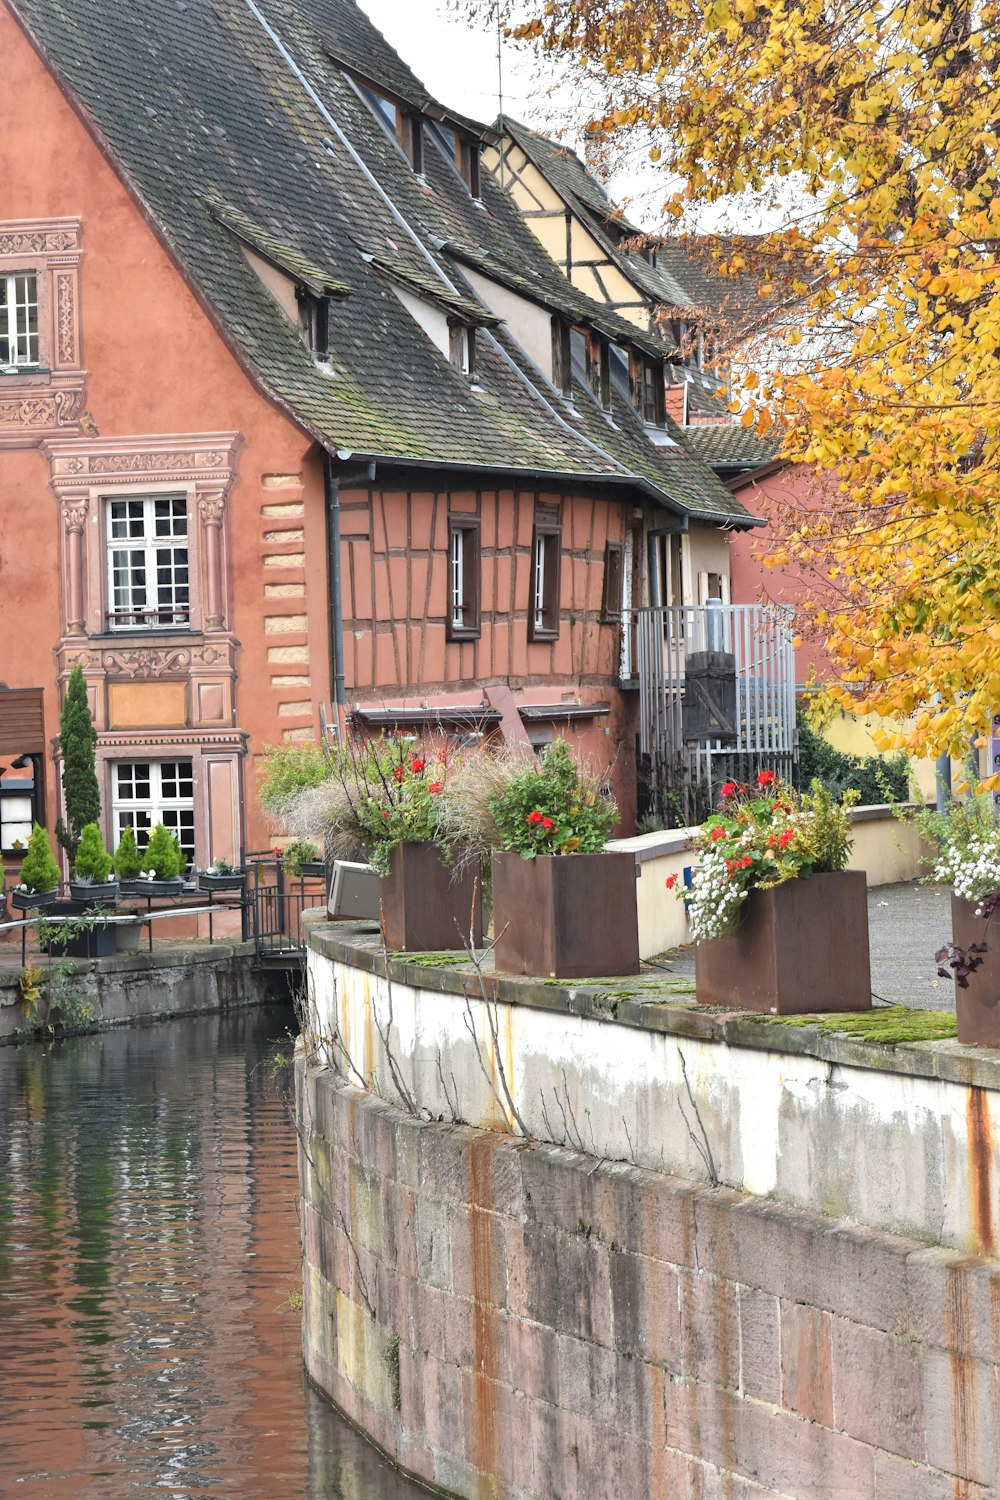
357, 0, 678, 227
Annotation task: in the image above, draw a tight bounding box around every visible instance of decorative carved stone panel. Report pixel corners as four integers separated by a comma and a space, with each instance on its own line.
0, 218, 87, 449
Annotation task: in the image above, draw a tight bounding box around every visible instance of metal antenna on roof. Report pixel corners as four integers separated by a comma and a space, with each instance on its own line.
496, 9, 506, 189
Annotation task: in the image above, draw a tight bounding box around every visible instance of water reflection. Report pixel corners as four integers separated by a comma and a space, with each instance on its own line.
0, 1008, 424, 1500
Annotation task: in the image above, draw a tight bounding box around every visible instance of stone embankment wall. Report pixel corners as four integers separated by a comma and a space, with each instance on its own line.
300, 1062, 1000, 1500
299, 926, 1000, 1500
0, 943, 279, 1042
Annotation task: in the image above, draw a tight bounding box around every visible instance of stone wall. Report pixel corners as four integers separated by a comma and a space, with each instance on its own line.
299, 1062, 1000, 1500
0, 942, 280, 1042
307, 925, 1000, 1256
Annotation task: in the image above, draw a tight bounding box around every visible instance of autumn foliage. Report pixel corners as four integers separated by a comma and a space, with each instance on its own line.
504, 0, 1000, 768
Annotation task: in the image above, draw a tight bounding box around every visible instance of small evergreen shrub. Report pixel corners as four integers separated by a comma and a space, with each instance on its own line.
19, 823, 61, 893
73, 823, 114, 883
56, 665, 101, 862
797, 707, 910, 805
113, 825, 142, 879
140, 823, 183, 880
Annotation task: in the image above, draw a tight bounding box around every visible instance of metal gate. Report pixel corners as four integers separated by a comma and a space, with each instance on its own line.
635, 602, 796, 826
246, 853, 328, 963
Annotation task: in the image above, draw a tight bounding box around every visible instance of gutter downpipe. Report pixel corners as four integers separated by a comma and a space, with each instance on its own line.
325, 453, 376, 722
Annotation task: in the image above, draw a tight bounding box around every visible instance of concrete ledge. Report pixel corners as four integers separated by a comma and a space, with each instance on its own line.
0, 941, 276, 1043
306, 921, 1000, 1254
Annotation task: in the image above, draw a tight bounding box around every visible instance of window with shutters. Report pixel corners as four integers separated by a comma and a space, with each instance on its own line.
447, 517, 481, 640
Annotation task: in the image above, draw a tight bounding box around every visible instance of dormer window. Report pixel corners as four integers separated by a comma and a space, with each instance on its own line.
449, 321, 476, 378
429, 121, 482, 197
551, 318, 572, 396
586, 331, 611, 410
402, 113, 424, 175
0, 272, 39, 370
297, 286, 330, 362
641, 357, 666, 426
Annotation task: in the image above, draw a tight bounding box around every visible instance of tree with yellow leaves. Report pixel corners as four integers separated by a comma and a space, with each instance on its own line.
499, 0, 1000, 768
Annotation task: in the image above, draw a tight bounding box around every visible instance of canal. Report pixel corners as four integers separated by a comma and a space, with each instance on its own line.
0, 1005, 426, 1499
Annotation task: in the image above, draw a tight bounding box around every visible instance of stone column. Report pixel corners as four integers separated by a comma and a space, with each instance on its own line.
62, 497, 89, 635
199, 491, 226, 630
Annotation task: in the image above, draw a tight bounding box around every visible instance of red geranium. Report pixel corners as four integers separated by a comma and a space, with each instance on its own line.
665, 873, 678, 890
711, 825, 727, 842
428, 781, 443, 795
720, 781, 737, 799
410, 758, 425, 774
526, 810, 543, 825
541, 817, 555, 830
392, 765, 405, 782
757, 769, 777, 787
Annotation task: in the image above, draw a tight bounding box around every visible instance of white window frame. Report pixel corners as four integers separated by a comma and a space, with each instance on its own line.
105, 494, 190, 631
0, 271, 39, 370
451, 526, 465, 630
533, 533, 547, 634
111, 759, 196, 864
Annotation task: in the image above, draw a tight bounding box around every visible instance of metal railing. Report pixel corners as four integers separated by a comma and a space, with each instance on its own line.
632, 601, 796, 826
245, 853, 328, 963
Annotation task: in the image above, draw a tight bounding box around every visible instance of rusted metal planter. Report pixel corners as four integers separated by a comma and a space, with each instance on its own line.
491, 850, 640, 979
694, 870, 872, 1014
380, 842, 482, 952
950, 894, 1000, 1045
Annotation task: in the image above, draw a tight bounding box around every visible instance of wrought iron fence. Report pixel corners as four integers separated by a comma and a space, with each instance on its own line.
245, 852, 328, 962
633, 601, 796, 826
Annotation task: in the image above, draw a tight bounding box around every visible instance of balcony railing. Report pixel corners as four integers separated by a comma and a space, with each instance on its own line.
630, 601, 796, 826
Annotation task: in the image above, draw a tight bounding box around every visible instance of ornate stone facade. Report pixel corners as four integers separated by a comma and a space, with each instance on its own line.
0, 217, 87, 449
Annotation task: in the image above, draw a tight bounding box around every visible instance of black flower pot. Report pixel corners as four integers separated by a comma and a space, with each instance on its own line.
141, 877, 186, 897
69, 878, 119, 905
10, 886, 58, 912
117, 878, 148, 896
198, 871, 247, 894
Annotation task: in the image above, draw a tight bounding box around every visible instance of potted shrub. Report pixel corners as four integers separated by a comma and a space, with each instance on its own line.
10, 823, 61, 911
681, 772, 871, 1013
920, 796, 1000, 1044
199, 857, 247, 894
113, 825, 147, 896
279, 839, 325, 880
139, 822, 186, 896
448, 739, 636, 978
55, 664, 101, 866
289, 734, 482, 951
69, 822, 119, 904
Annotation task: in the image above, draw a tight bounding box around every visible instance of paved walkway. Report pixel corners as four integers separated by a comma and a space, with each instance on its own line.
660, 880, 957, 1011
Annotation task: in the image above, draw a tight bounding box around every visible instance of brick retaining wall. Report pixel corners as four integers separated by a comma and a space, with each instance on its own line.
299, 1061, 1000, 1500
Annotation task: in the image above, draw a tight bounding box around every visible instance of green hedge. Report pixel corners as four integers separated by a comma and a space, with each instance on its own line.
797, 707, 910, 805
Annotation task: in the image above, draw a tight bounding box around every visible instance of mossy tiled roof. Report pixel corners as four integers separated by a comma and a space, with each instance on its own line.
8, 0, 753, 526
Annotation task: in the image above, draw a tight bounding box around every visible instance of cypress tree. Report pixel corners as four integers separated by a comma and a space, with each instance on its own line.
56, 665, 100, 862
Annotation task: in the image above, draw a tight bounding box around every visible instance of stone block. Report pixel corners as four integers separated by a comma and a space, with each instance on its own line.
679, 1269, 741, 1392
521, 1142, 599, 1235
694, 1191, 911, 1333
506, 1221, 613, 1346
665, 1375, 877, 1497
831, 1316, 925, 1462
493, 1310, 561, 1403
738, 1287, 780, 1404
524, 1397, 577, 1500
906, 1246, 1000, 1364
415, 1195, 453, 1291
393, 1112, 427, 1189
592, 1162, 702, 1269
419, 1123, 475, 1202
780, 1302, 833, 1427
610, 1250, 683, 1370
381, 1180, 417, 1278
557, 1332, 661, 1444
347, 1157, 383, 1258
922, 1346, 1000, 1487
874, 1450, 995, 1500
488, 1137, 528, 1218
450, 1203, 509, 1307
398, 1342, 428, 1432
422, 1353, 467, 1460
